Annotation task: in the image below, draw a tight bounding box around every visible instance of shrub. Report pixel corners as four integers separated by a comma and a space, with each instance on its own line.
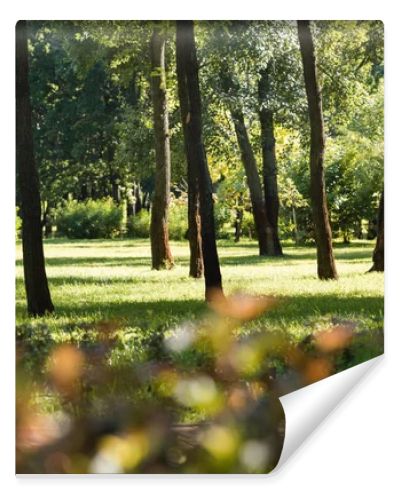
126, 210, 150, 238
168, 201, 188, 240
241, 210, 256, 239
214, 203, 234, 239
56, 198, 123, 239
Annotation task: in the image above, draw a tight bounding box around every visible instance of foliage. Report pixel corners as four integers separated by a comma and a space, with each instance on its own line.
214, 201, 235, 239
16, 208, 22, 240
126, 210, 150, 238
21, 21, 383, 246
56, 198, 123, 239
168, 198, 188, 241
241, 211, 256, 239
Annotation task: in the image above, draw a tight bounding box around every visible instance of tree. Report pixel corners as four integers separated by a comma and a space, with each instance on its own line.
16, 21, 54, 315
369, 191, 384, 272
231, 109, 269, 256
176, 20, 223, 299
176, 23, 203, 278
297, 21, 338, 280
258, 62, 283, 256
217, 68, 269, 256
149, 26, 174, 270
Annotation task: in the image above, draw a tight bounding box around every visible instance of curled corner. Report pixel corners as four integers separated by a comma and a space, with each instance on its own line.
270, 355, 383, 473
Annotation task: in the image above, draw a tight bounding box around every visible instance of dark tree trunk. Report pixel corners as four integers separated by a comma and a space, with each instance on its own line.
176, 23, 203, 278
369, 191, 384, 272
234, 206, 243, 243
134, 183, 142, 214
232, 111, 269, 256
16, 20, 54, 316
43, 203, 52, 238
258, 64, 283, 256
176, 21, 222, 299
126, 187, 135, 217
298, 21, 338, 280
149, 27, 174, 270
111, 177, 120, 204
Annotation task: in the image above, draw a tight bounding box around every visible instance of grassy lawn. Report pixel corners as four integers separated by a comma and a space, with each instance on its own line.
15, 238, 384, 470
16, 238, 383, 344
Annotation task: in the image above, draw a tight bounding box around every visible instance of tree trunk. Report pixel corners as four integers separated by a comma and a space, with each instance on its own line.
297, 21, 338, 280
134, 183, 142, 214
232, 110, 269, 256
176, 23, 203, 278
126, 187, 134, 217
369, 191, 384, 272
258, 64, 283, 256
176, 21, 222, 299
43, 202, 52, 238
16, 20, 54, 316
149, 27, 173, 270
234, 207, 243, 243
292, 205, 299, 245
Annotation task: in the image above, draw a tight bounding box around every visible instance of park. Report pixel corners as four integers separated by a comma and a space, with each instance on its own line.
16, 20, 383, 473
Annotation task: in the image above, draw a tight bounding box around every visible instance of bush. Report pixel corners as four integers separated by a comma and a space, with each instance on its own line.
126, 210, 150, 238
56, 198, 123, 239
126, 199, 235, 241
214, 203, 234, 240
241, 210, 256, 239
168, 201, 188, 240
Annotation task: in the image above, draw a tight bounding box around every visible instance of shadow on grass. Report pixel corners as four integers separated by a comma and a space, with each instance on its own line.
16, 297, 208, 330
15, 249, 373, 270
16, 292, 383, 332
15, 256, 151, 268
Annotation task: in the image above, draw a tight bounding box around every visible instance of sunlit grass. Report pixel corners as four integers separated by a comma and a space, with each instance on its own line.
16, 238, 384, 342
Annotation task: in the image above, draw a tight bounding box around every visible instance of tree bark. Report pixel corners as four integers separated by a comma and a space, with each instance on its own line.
369, 191, 384, 272
176, 23, 203, 278
149, 27, 173, 270
16, 20, 54, 316
298, 21, 338, 280
258, 64, 283, 256
232, 111, 269, 256
176, 21, 222, 300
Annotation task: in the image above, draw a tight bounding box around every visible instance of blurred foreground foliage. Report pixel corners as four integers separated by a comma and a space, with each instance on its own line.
16, 293, 382, 474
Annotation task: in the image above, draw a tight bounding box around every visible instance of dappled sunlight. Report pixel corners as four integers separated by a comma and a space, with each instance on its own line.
16, 239, 383, 339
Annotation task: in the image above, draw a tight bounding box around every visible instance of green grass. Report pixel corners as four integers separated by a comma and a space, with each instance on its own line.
16, 238, 383, 343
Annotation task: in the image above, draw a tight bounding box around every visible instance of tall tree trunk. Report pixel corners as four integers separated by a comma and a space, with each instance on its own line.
176, 23, 203, 278
149, 26, 173, 270
16, 20, 54, 316
176, 21, 222, 300
258, 64, 283, 256
369, 191, 384, 272
298, 21, 338, 280
232, 111, 269, 256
